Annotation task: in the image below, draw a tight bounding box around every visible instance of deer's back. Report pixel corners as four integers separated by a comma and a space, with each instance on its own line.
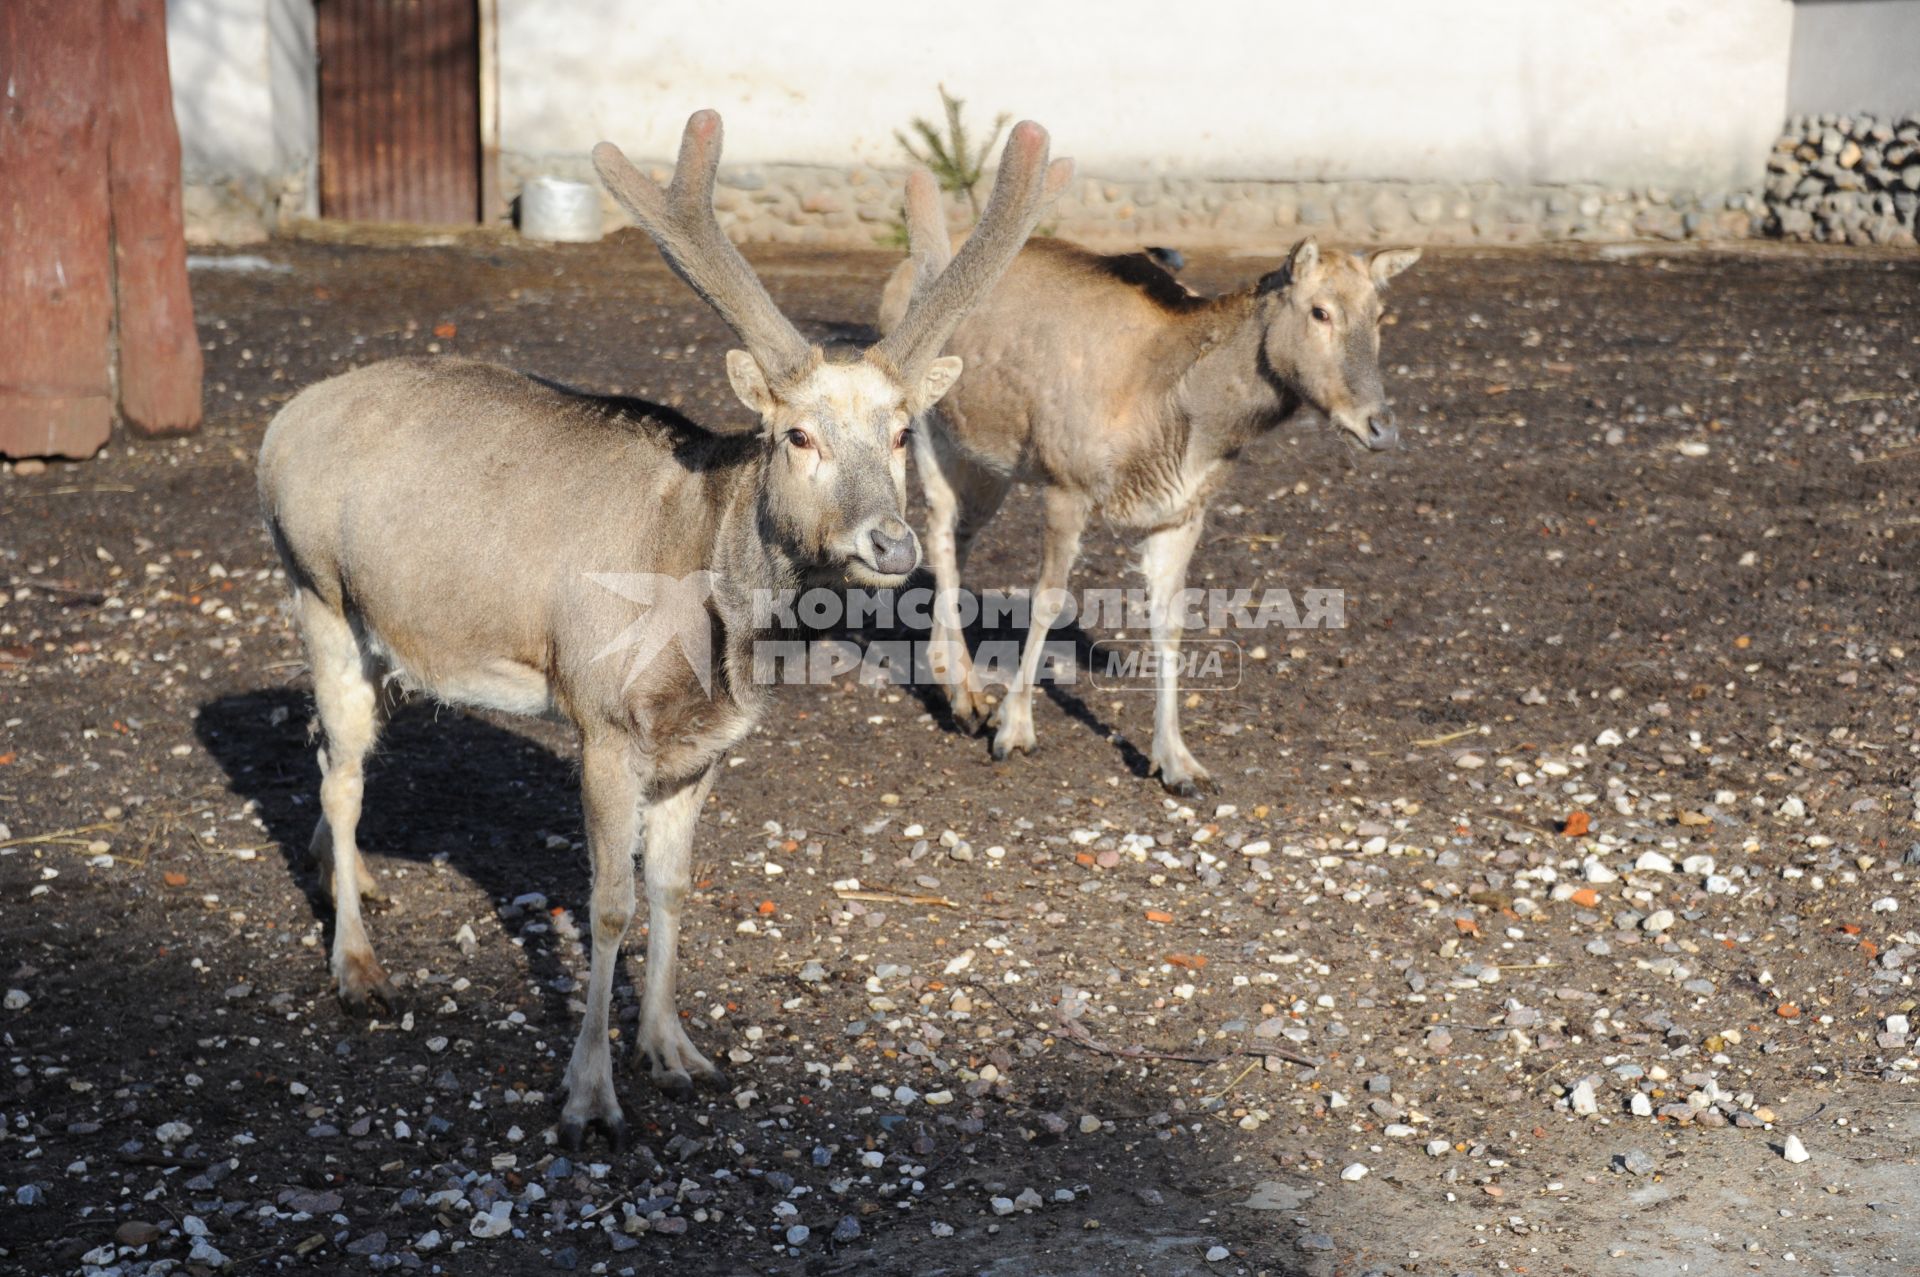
259, 358, 749, 718
892, 240, 1228, 504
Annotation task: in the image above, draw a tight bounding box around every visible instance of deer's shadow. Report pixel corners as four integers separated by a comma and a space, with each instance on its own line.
831, 571, 1157, 781
195, 687, 590, 1026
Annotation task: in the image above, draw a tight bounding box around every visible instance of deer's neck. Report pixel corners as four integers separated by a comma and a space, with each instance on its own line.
1176, 298, 1302, 459
708, 457, 804, 631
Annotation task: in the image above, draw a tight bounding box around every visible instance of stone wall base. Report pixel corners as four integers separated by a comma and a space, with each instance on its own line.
503, 152, 1770, 250
185, 129, 1916, 251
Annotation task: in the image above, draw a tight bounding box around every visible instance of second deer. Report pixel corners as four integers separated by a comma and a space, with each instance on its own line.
880, 196, 1418, 795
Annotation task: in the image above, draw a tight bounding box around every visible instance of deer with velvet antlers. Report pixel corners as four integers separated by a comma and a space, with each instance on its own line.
879, 187, 1418, 796
258, 111, 1070, 1148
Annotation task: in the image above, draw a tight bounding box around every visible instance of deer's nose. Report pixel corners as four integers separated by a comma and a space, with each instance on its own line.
865, 517, 919, 577
1364, 411, 1399, 451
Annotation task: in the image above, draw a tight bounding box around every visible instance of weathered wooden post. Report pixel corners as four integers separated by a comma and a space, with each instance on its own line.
108, 0, 205, 438
0, 0, 202, 461
0, 1, 117, 460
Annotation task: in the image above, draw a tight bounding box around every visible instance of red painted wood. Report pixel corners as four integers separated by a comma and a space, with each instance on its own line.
0, 1, 115, 460
108, 0, 203, 437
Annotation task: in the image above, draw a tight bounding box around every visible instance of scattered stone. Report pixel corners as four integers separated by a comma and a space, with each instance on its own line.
1620, 1149, 1657, 1176
1782, 1135, 1811, 1164
1340, 1163, 1370, 1182
115, 1221, 162, 1247
470, 1201, 514, 1238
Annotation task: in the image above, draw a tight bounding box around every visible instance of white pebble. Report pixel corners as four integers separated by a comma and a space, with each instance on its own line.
1206, 1245, 1231, 1262
1782, 1135, 1810, 1164
1340, 1163, 1370, 1182
469, 1201, 513, 1238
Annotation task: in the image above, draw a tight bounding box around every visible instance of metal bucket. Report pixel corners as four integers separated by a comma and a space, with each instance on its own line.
520, 176, 604, 243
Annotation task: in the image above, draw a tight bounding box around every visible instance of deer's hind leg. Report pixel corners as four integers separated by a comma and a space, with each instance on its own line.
990, 487, 1089, 761
297, 591, 400, 1013
306, 686, 393, 908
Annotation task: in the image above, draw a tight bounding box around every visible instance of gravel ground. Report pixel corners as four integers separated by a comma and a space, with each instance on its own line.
2, 232, 1918, 1277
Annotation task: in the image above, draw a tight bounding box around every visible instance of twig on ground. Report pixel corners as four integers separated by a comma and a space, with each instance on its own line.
834, 886, 960, 909
1413, 726, 1481, 747
6, 576, 108, 602
0, 822, 119, 850
1203, 1058, 1262, 1104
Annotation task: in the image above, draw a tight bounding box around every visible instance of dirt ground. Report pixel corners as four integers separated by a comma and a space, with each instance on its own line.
2, 231, 1918, 1277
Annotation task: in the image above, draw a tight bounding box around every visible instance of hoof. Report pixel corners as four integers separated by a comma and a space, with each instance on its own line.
1158, 773, 1213, 799
557, 1113, 628, 1153
990, 732, 1035, 762
643, 1059, 729, 1102
948, 688, 992, 735
337, 976, 402, 1017
638, 1023, 729, 1102
336, 954, 402, 1016
650, 1068, 697, 1103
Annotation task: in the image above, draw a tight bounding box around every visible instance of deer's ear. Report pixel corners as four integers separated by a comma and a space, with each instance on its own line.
917, 355, 964, 410
726, 349, 778, 419
1368, 247, 1421, 288
1258, 237, 1320, 294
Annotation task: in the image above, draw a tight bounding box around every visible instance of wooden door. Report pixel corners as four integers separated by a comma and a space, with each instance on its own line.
317, 0, 480, 224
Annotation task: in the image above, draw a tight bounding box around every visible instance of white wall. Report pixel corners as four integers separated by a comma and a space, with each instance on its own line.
166, 0, 315, 209
499, 0, 1793, 190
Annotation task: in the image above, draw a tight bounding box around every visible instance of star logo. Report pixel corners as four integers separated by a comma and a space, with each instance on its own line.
584, 571, 720, 695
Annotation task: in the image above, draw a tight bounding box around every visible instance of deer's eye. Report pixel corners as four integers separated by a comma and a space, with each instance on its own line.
1310, 306, 1333, 324
893, 426, 913, 450
786, 429, 812, 450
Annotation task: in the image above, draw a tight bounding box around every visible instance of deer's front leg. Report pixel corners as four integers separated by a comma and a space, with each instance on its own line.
637, 765, 725, 1100
1142, 511, 1211, 796
991, 489, 1088, 761
558, 733, 641, 1151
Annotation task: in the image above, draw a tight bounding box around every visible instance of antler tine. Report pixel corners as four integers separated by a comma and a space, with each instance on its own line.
876, 121, 1074, 381
593, 111, 813, 386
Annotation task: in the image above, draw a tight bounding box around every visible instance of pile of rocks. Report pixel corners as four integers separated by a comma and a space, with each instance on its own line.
1765, 112, 1920, 246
